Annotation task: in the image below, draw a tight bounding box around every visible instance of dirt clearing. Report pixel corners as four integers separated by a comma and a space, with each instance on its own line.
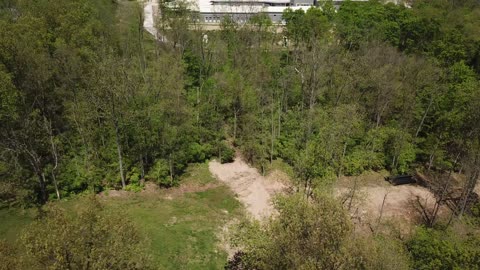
336, 173, 442, 229
209, 158, 285, 220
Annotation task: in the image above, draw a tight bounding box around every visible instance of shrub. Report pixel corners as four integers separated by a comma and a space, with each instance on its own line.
188, 142, 213, 163
0, 240, 19, 270
407, 227, 480, 270
20, 198, 151, 269
125, 184, 143, 192
232, 194, 353, 269
218, 142, 235, 164
147, 159, 176, 187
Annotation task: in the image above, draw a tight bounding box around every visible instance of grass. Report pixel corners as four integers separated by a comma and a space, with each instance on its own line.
104, 162, 243, 269
0, 208, 35, 243
0, 162, 243, 269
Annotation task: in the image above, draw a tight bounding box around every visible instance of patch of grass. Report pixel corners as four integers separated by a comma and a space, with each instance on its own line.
105, 186, 242, 269
180, 162, 218, 186
267, 158, 294, 178
0, 208, 35, 243
109, 163, 242, 269
0, 163, 243, 269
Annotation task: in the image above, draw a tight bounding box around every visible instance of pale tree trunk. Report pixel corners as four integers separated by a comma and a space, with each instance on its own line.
45, 117, 60, 200
24, 146, 47, 203
270, 92, 275, 163
427, 139, 441, 170
114, 120, 126, 189
415, 95, 434, 138
375, 193, 388, 233
29, 156, 47, 203
109, 86, 126, 189
9, 130, 48, 203
338, 142, 348, 176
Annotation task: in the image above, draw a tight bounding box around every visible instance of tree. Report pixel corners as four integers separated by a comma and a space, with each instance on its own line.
231, 194, 410, 269
232, 194, 353, 269
407, 226, 480, 270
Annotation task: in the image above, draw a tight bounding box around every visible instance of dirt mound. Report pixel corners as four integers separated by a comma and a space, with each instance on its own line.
209, 158, 285, 220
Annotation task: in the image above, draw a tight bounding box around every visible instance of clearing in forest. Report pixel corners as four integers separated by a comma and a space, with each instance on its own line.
336, 172, 442, 229
209, 157, 285, 220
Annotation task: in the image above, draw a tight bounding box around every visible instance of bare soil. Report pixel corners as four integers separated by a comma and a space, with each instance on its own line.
336, 172, 446, 232
209, 158, 285, 220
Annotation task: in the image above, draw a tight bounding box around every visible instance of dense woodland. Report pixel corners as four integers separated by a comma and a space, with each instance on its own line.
1, 0, 480, 269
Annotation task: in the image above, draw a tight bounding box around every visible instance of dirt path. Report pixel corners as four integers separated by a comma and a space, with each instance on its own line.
209, 158, 285, 220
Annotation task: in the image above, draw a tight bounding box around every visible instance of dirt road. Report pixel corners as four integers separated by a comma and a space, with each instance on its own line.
209, 158, 285, 220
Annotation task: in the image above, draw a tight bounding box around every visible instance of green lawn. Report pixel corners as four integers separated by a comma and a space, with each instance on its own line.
0, 163, 243, 269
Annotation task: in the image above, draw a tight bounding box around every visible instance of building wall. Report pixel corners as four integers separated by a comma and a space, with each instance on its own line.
200, 12, 284, 23
198, 0, 363, 23
292, 0, 314, 6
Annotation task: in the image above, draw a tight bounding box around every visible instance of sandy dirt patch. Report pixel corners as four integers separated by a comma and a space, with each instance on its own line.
336, 173, 443, 230
209, 158, 285, 220
337, 185, 436, 222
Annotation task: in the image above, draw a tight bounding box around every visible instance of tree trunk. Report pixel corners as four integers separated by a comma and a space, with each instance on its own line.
415, 95, 434, 138
52, 172, 60, 200
270, 98, 275, 164
338, 142, 347, 176
458, 170, 479, 217
233, 110, 237, 142
114, 120, 126, 189
39, 172, 47, 203
376, 193, 388, 232
46, 117, 60, 200
169, 157, 174, 186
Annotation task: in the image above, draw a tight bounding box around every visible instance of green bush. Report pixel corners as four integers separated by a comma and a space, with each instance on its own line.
218, 143, 235, 164
147, 159, 176, 187
407, 227, 480, 270
188, 142, 213, 163
125, 184, 143, 193
344, 148, 385, 175
127, 167, 141, 185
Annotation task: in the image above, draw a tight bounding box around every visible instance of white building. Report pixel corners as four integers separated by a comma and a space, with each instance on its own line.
194, 0, 314, 23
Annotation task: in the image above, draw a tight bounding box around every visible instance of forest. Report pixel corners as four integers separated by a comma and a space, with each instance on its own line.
0, 0, 480, 269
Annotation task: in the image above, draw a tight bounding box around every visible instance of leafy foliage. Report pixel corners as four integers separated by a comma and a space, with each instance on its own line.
231, 194, 410, 269
407, 226, 480, 270
20, 198, 151, 269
